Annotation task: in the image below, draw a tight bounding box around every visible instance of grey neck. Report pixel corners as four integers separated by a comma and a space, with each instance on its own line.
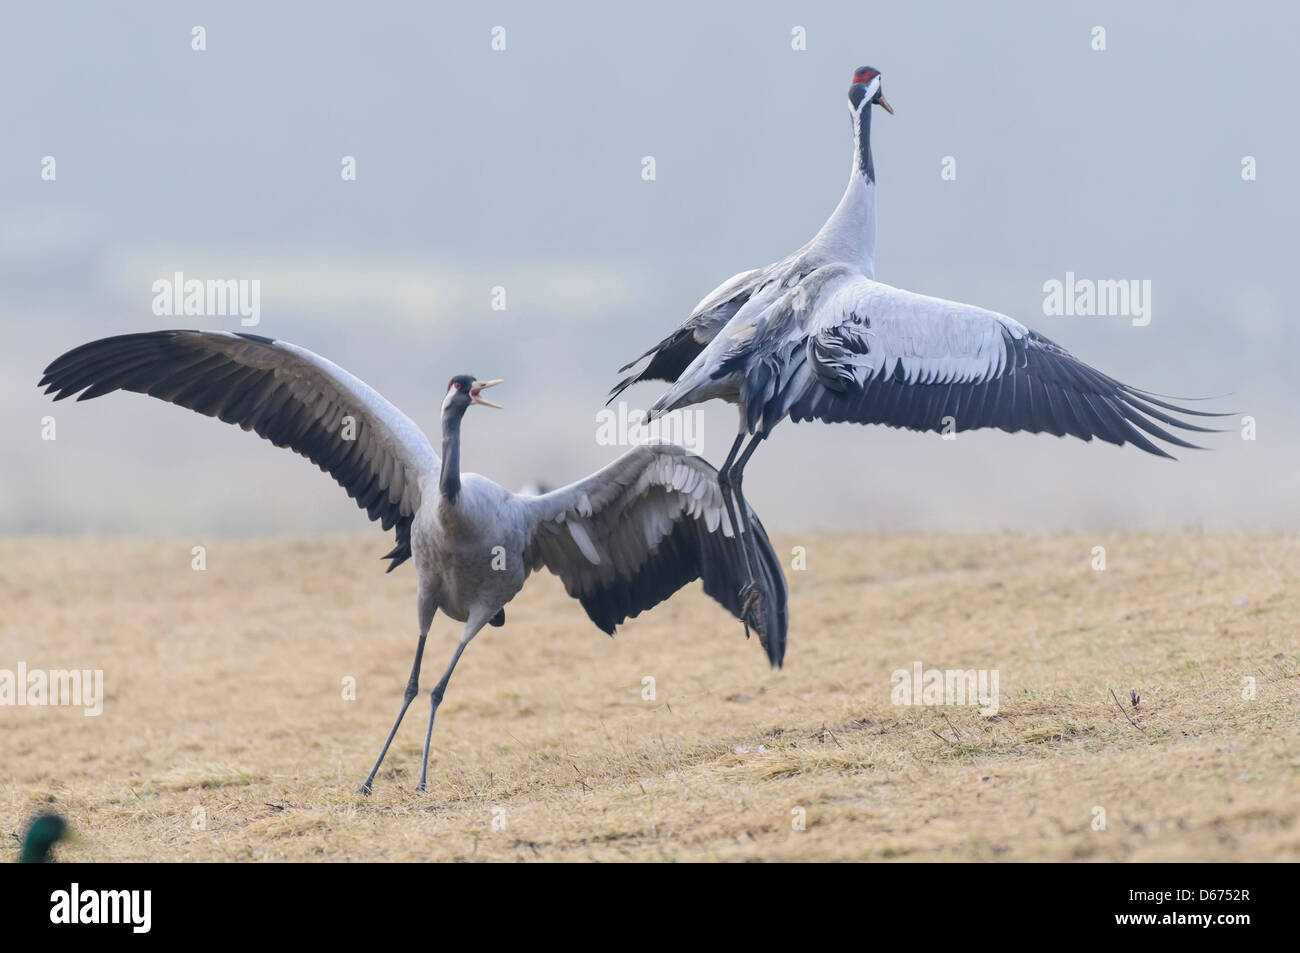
805, 104, 878, 277
854, 102, 876, 183
439, 408, 464, 504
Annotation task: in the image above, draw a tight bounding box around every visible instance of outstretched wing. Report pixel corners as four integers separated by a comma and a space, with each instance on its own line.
520, 443, 788, 666
609, 267, 766, 402
38, 329, 440, 570
765, 275, 1226, 457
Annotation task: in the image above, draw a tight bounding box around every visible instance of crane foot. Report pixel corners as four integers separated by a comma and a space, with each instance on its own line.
739, 582, 764, 636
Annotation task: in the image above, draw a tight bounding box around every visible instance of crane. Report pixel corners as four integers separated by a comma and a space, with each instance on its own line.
611, 65, 1223, 621
39, 330, 788, 794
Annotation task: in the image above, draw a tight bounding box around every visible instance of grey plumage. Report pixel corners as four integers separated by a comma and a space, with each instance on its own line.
39, 331, 788, 794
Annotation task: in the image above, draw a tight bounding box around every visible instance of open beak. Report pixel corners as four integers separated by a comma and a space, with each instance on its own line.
470, 379, 503, 409
877, 92, 894, 115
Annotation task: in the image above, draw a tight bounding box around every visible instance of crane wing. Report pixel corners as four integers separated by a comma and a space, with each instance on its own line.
608, 267, 767, 402
520, 443, 788, 666
38, 329, 440, 570
751, 275, 1226, 457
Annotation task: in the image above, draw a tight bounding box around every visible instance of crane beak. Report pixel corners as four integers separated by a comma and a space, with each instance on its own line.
470, 379, 503, 409
876, 92, 894, 115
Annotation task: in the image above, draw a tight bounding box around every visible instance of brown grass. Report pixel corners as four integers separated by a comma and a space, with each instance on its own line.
1, 533, 1297, 862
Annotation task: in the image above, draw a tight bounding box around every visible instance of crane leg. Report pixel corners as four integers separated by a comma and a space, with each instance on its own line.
416, 608, 494, 793
357, 591, 438, 795
729, 432, 768, 629
717, 432, 756, 581
717, 431, 766, 635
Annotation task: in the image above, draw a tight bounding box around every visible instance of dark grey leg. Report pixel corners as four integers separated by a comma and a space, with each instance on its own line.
416, 609, 493, 793
730, 432, 768, 628
357, 593, 436, 796
716, 431, 756, 587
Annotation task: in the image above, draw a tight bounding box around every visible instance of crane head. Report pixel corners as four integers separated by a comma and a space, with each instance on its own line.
442, 375, 503, 412
849, 66, 893, 115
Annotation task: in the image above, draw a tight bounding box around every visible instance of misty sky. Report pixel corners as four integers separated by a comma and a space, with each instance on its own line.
3, 1, 1297, 540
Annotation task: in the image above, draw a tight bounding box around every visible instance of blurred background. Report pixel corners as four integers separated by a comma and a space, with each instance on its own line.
2, 0, 1295, 538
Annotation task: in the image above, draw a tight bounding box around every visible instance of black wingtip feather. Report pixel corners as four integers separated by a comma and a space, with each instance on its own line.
785, 327, 1226, 461
41, 330, 420, 573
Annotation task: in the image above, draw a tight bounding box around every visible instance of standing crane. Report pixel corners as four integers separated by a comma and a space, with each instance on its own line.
39, 330, 788, 794
611, 65, 1223, 618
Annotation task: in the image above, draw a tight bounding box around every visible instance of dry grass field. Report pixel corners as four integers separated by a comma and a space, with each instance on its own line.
1, 533, 1297, 862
